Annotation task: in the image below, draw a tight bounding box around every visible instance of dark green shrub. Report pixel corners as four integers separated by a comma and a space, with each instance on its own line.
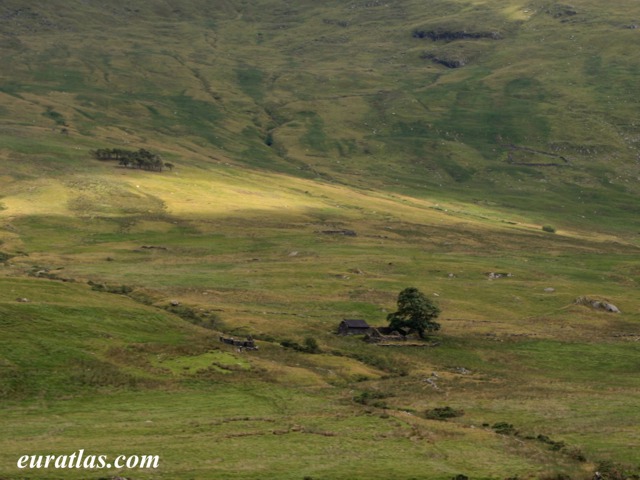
542, 225, 556, 233
595, 460, 640, 480
254, 333, 276, 343
303, 337, 321, 354
165, 304, 219, 330
106, 284, 133, 294
88, 281, 105, 291
128, 290, 155, 305
280, 337, 321, 354
536, 434, 566, 452
492, 422, 516, 435
280, 339, 299, 350
88, 281, 133, 294
166, 304, 199, 322
353, 390, 391, 407
425, 406, 464, 421
564, 446, 586, 462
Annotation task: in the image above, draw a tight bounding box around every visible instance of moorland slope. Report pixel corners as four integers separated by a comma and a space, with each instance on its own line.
1, 1, 640, 478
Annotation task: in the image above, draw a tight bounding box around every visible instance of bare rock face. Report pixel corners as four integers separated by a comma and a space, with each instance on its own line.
601, 302, 621, 313
574, 296, 621, 313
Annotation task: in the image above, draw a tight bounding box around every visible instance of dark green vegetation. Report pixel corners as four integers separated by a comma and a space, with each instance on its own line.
1, 0, 640, 478
387, 287, 442, 338
92, 148, 171, 172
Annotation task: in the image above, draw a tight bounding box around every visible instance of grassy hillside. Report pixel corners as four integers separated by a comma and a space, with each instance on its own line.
1, 0, 640, 479
2, 0, 640, 227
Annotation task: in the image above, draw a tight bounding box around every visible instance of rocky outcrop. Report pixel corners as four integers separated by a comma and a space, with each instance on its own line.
574, 296, 621, 313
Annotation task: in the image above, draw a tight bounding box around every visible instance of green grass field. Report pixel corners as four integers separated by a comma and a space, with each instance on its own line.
1, 0, 640, 478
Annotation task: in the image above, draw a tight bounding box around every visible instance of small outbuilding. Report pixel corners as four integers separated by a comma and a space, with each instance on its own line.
338, 319, 371, 336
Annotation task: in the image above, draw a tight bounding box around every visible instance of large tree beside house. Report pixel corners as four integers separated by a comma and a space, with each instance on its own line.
387, 287, 441, 339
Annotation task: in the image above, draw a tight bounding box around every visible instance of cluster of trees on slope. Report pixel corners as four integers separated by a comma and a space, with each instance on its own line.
92, 148, 174, 172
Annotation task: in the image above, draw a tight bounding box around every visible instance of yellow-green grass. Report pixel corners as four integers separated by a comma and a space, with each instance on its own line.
0, 387, 593, 480
2, 160, 639, 476
2, 0, 640, 228
0, 277, 601, 479
2, 0, 640, 477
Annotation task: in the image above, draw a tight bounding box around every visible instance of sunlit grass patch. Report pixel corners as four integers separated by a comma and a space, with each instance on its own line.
155, 350, 250, 375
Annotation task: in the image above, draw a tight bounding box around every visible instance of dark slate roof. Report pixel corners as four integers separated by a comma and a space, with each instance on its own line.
341, 319, 370, 328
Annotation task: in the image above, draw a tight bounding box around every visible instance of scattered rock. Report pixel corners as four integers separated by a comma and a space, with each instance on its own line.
424, 377, 439, 389
16, 297, 30, 303
574, 296, 621, 313
487, 272, 513, 280
452, 367, 471, 375
544, 287, 556, 293
288, 251, 299, 257
170, 300, 181, 307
